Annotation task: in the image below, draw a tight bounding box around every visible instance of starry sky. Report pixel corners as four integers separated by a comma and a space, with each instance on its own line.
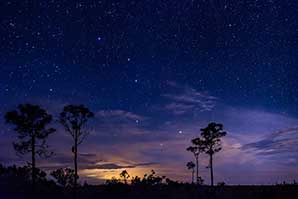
0, 0, 298, 185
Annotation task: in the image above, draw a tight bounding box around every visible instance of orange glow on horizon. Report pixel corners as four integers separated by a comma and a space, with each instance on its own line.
80, 167, 156, 181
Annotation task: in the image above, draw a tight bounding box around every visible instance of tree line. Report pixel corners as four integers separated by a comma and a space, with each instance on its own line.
2, 103, 227, 198
4, 103, 94, 199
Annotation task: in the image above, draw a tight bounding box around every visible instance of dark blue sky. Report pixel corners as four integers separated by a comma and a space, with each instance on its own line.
0, 0, 298, 184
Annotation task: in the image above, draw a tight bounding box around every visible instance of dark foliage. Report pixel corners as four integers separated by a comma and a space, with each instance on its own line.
0, 164, 297, 199
4, 104, 55, 189
186, 161, 195, 183
200, 122, 227, 186
107, 170, 166, 187
0, 164, 59, 199
120, 170, 130, 184
59, 104, 94, 198
186, 137, 205, 184
1, 104, 296, 199
51, 168, 76, 188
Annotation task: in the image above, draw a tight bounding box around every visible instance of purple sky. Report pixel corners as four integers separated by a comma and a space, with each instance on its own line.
1, 0, 298, 185
1, 82, 297, 185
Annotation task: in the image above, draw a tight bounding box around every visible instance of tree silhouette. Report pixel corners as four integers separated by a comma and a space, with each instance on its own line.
131, 176, 142, 185
120, 170, 130, 184
130, 170, 165, 186
59, 105, 94, 198
4, 104, 55, 190
142, 170, 165, 185
187, 137, 205, 184
51, 168, 76, 188
186, 161, 195, 184
200, 122, 226, 186
106, 177, 121, 185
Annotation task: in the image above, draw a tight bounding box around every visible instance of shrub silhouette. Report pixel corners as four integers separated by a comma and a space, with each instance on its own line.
106, 177, 122, 185
0, 164, 47, 184
140, 170, 165, 186
110, 170, 166, 186
131, 176, 142, 185
51, 168, 76, 188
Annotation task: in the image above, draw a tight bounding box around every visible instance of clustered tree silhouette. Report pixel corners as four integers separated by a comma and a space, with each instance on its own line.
186, 137, 205, 185
3, 103, 230, 198
120, 170, 130, 184
140, 170, 165, 186
51, 168, 76, 188
4, 104, 55, 191
186, 161, 195, 184
3, 103, 94, 198
59, 105, 94, 198
187, 122, 227, 186
0, 164, 47, 186
1, 163, 297, 199
108, 170, 167, 186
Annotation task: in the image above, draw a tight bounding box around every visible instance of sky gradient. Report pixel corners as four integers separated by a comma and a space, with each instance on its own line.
0, 0, 298, 184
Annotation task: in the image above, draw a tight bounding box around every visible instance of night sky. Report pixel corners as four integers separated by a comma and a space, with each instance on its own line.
1, 0, 298, 184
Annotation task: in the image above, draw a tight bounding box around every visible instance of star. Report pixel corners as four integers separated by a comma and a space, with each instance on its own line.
0, 0, 297, 185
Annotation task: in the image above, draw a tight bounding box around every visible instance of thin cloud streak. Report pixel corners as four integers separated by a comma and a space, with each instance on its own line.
0, 82, 297, 184
162, 81, 217, 114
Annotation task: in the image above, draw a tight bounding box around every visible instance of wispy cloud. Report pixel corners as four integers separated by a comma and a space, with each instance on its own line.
96, 110, 145, 122
1, 82, 298, 184
84, 162, 157, 170
243, 127, 298, 155
164, 103, 195, 115
162, 81, 217, 115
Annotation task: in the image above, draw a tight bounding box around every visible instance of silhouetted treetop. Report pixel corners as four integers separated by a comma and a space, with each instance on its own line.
200, 122, 226, 155
120, 170, 130, 184
191, 137, 206, 152
187, 161, 195, 169
60, 105, 94, 144
5, 104, 55, 156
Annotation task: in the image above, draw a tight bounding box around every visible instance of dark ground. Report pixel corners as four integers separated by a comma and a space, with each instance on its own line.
0, 183, 297, 199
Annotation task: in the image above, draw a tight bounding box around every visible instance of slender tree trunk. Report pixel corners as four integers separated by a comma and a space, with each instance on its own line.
32, 135, 36, 192
73, 137, 78, 199
195, 155, 199, 184
191, 169, 194, 184
210, 154, 214, 186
